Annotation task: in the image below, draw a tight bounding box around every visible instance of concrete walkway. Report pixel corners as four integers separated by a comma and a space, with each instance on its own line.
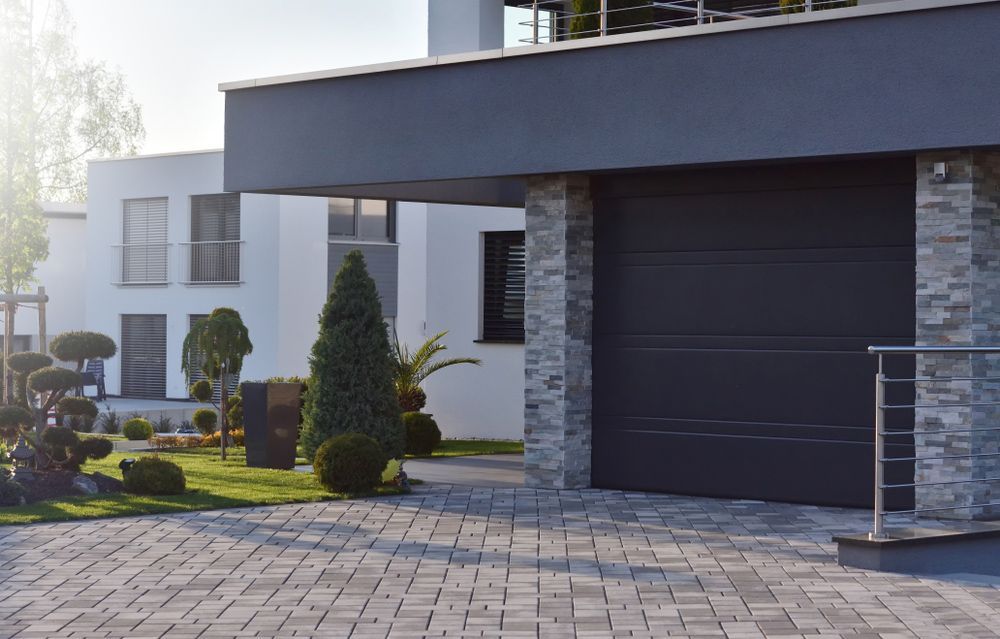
2, 487, 1000, 637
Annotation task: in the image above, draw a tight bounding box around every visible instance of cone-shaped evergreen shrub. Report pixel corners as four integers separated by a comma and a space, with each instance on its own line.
300, 250, 404, 461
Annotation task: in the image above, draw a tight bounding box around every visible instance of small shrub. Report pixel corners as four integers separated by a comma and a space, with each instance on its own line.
199, 428, 244, 448
192, 408, 218, 435
0, 405, 32, 437
0, 480, 25, 506
313, 433, 384, 493
402, 412, 442, 456
73, 437, 114, 461
41, 426, 80, 464
190, 380, 213, 402
123, 457, 186, 495
96, 410, 122, 435
56, 396, 99, 420
5, 351, 52, 374
153, 415, 174, 433
226, 394, 243, 430
49, 331, 117, 365
122, 418, 154, 441
154, 435, 197, 449
27, 366, 81, 393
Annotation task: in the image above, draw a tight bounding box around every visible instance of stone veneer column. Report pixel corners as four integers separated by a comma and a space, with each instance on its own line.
523, 174, 594, 489
915, 150, 1000, 519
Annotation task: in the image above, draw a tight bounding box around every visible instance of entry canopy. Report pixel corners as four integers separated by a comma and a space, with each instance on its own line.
221, 0, 1000, 207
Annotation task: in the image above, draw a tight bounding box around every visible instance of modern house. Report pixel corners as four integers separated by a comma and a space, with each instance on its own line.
220, 0, 1000, 512
5, 202, 88, 354
83, 149, 526, 439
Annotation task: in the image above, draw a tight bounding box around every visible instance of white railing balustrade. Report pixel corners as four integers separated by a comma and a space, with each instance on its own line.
180, 240, 244, 285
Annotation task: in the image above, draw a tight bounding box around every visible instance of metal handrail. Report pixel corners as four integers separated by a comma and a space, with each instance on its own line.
517, 0, 856, 45
869, 345, 1000, 540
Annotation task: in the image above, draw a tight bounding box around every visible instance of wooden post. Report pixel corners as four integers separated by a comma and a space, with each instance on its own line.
37, 286, 46, 355
2, 302, 10, 404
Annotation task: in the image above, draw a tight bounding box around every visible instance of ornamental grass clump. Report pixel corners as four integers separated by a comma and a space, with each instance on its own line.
300, 250, 404, 462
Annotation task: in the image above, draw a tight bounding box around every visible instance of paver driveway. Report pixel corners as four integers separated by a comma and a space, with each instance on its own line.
1, 486, 1000, 638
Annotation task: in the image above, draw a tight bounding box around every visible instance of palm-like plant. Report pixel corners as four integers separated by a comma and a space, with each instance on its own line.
181, 308, 253, 460
391, 331, 481, 412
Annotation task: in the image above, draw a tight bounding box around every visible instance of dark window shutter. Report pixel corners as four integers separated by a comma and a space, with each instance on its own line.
121, 314, 167, 399
482, 231, 526, 342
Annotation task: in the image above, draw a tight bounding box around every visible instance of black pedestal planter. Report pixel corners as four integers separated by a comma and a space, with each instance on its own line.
242, 382, 302, 470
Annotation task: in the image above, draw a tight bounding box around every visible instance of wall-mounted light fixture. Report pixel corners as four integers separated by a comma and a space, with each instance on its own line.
933, 162, 949, 183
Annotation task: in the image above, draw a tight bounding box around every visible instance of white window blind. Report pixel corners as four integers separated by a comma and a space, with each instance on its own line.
122, 198, 169, 283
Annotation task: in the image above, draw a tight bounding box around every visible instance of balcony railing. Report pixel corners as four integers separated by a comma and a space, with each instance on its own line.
180, 240, 244, 285
111, 243, 170, 286
518, 0, 859, 44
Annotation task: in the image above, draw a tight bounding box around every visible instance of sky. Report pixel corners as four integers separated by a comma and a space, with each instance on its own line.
64, 0, 430, 155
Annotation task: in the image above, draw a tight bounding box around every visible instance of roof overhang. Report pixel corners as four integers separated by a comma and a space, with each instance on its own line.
222, 0, 1000, 206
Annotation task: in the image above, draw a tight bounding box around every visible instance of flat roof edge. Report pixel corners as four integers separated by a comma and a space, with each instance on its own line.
218, 0, 997, 92
88, 148, 224, 163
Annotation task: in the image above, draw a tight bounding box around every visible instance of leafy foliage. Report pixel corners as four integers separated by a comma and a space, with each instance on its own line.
313, 433, 385, 493
402, 412, 442, 456
0, 405, 32, 436
199, 429, 244, 448
5, 351, 52, 374
123, 457, 186, 495
181, 307, 253, 461
192, 409, 218, 436
0, 480, 24, 506
391, 331, 480, 412
570, 0, 654, 38
300, 250, 404, 461
189, 380, 212, 403
122, 418, 153, 441
39, 426, 108, 470
56, 396, 98, 419
780, 0, 856, 12
74, 436, 113, 461
27, 366, 80, 394
49, 331, 117, 368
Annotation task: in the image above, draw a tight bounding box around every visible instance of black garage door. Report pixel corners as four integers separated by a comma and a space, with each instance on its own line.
592, 159, 915, 509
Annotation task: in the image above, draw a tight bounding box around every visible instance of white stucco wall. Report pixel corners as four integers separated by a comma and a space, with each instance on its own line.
13, 204, 88, 351
85, 151, 285, 398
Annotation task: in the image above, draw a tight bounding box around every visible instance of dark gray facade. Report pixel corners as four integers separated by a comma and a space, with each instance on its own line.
224, 1, 1000, 204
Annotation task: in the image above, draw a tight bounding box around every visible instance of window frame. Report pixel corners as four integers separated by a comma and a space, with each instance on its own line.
479, 230, 526, 344
327, 197, 396, 243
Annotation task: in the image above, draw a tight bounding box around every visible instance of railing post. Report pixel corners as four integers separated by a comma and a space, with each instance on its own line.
871, 353, 888, 540
697, 0, 705, 24
805, 0, 813, 11
599, 0, 607, 36
532, 0, 539, 44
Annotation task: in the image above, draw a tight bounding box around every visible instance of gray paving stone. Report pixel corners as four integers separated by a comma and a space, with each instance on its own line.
0, 487, 999, 637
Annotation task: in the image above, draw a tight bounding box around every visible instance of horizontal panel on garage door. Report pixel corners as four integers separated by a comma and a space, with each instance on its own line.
591, 158, 915, 509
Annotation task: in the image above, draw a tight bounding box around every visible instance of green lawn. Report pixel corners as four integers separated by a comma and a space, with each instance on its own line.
408, 439, 524, 458
0, 447, 405, 526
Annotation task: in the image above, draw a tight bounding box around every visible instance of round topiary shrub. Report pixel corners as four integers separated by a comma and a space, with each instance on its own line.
402, 412, 442, 456
122, 418, 154, 441
57, 396, 99, 420
313, 433, 385, 493
192, 409, 218, 436
123, 457, 186, 495
0, 480, 25, 507
5, 351, 53, 374
49, 331, 117, 365
0, 405, 32, 436
189, 380, 213, 403
74, 437, 114, 461
27, 366, 81, 393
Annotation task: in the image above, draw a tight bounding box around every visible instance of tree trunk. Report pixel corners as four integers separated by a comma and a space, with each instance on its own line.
3, 302, 14, 404
220, 367, 228, 461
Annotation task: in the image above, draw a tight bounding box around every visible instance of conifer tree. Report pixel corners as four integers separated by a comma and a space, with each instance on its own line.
301, 250, 404, 462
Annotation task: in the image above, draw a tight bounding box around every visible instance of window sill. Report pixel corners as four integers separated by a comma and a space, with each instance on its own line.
473, 339, 525, 345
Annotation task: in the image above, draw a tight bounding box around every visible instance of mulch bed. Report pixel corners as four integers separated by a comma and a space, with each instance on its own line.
17, 470, 124, 504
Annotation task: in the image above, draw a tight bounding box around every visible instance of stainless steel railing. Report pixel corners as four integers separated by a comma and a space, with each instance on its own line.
868, 345, 1000, 540
180, 240, 244, 285
517, 0, 859, 44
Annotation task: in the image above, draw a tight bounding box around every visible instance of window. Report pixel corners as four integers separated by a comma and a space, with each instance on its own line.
119, 198, 168, 284
328, 198, 394, 242
187, 193, 241, 284
481, 231, 526, 342
121, 314, 167, 399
